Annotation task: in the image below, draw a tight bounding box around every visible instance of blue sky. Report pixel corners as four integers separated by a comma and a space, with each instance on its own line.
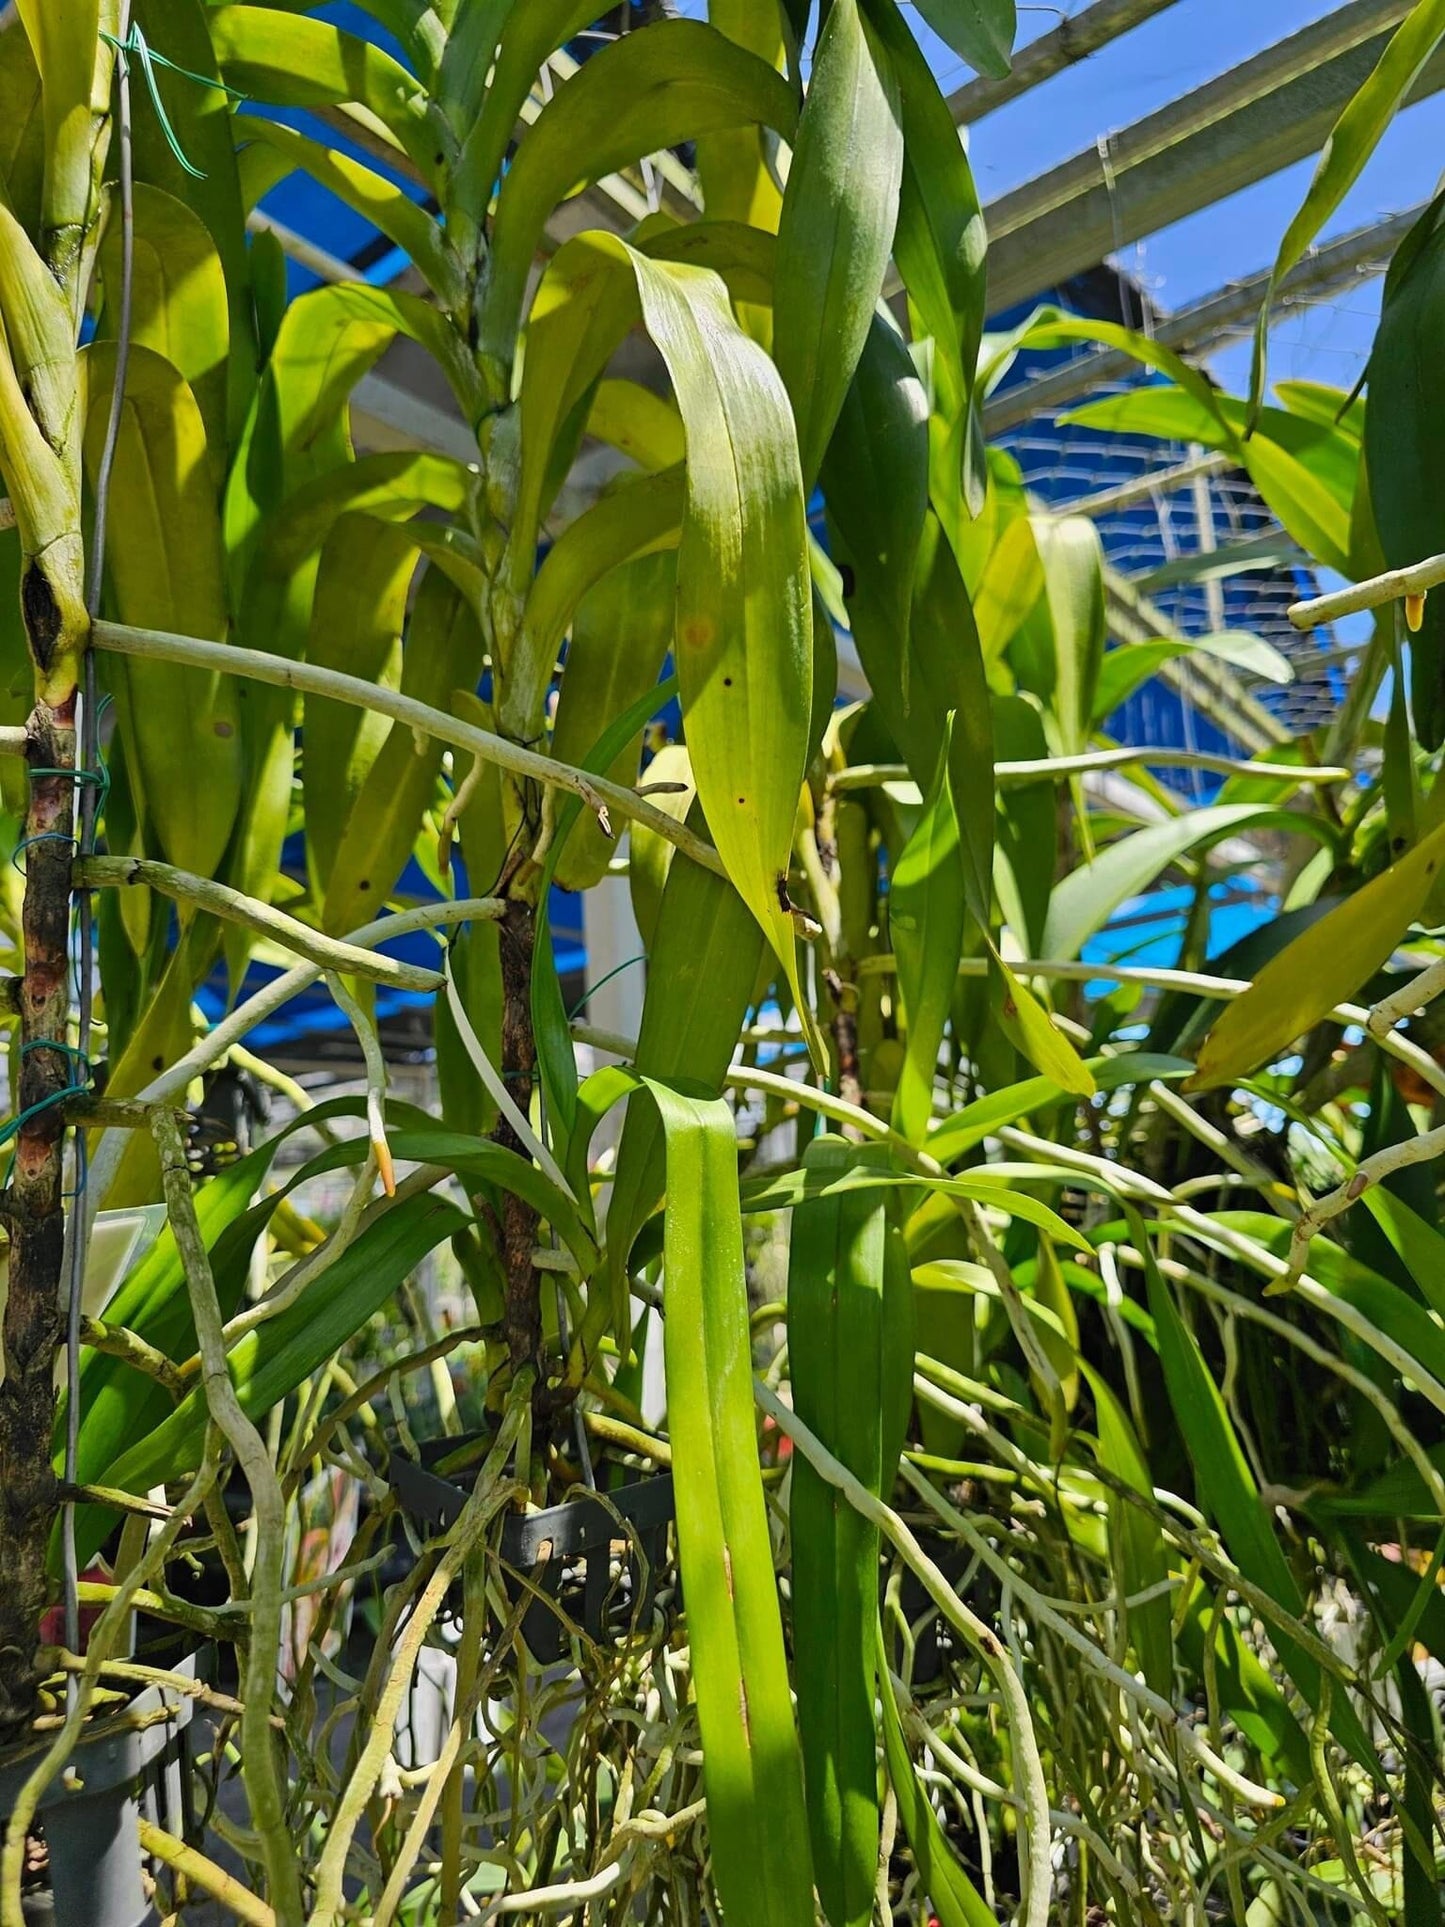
677, 1, 1444, 397
960, 1, 1445, 397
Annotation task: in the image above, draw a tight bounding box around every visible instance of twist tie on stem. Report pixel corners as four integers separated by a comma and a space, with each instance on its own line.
21, 1040, 91, 1072
0, 1082, 93, 1151
29, 760, 112, 824
11, 831, 79, 876
100, 23, 247, 180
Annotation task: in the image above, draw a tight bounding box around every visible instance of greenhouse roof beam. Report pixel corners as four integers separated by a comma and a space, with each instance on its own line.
1105, 564, 1287, 750
983, 203, 1421, 434
1068, 450, 1234, 520
950, 0, 1185, 124
983, 0, 1434, 314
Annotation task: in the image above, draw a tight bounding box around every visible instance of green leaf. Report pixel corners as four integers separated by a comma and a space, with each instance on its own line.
789, 1137, 911, 1927
927, 1054, 1191, 1165
480, 20, 798, 369
890, 724, 967, 1145
1360, 1184, 1445, 1319
1192, 816, 1445, 1088
1035, 516, 1105, 756
324, 565, 485, 934
772, 0, 901, 488
209, 4, 441, 182
551, 551, 677, 892
586, 379, 687, 474
242, 119, 461, 308
1251, 0, 1445, 415
909, 0, 1015, 79
606, 816, 763, 1286
101, 1194, 467, 1500
130, 0, 259, 448
628, 744, 694, 950
741, 1167, 1093, 1254
1042, 804, 1331, 964
0, 24, 44, 241
1093, 630, 1294, 720
1366, 200, 1445, 745
519, 469, 684, 731
920, 518, 993, 920
303, 515, 423, 891
97, 183, 230, 458
449, 0, 630, 246
879, 1668, 996, 1927
13, 0, 101, 297
230, 451, 473, 930
644, 217, 780, 310
992, 959, 1096, 1096
992, 693, 1053, 951
821, 312, 930, 727
1082, 1365, 1173, 1697
1137, 1228, 1316, 1704
1063, 385, 1223, 446
645, 1080, 816, 1927
860, 0, 987, 528
627, 251, 819, 1057
1137, 1216, 1376, 1773
224, 280, 473, 600
904, 542, 1094, 1098
695, 0, 788, 231
80, 344, 242, 880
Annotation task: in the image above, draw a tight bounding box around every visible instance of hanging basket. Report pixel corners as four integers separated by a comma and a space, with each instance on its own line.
390, 1434, 677, 1664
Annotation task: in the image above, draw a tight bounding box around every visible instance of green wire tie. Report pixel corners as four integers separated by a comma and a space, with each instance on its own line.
101, 23, 247, 181
21, 1039, 91, 1072
29, 762, 111, 814
10, 830, 78, 877
0, 1082, 92, 1152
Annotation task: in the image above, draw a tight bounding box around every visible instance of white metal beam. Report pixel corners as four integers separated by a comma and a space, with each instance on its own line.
982, 0, 1433, 315
950, 0, 1184, 124
983, 204, 1421, 434
351, 372, 480, 466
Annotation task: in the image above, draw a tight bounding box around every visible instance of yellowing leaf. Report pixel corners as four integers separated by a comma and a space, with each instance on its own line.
1193, 816, 1445, 1089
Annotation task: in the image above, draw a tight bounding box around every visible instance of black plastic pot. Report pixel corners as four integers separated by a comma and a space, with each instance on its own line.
391, 1435, 677, 1663
0, 1654, 202, 1927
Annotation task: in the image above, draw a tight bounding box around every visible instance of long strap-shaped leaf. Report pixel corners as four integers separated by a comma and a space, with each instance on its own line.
879, 1668, 996, 1927
860, 0, 988, 528
890, 721, 967, 1146
645, 1079, 816, 1926
772, 0, 901, 489
505, 234, 820, 1057
1133, 1210, 1376, 1775
788, 1135, 914, 1927
208, 5, 441, 183
1249, 0, 1445, 417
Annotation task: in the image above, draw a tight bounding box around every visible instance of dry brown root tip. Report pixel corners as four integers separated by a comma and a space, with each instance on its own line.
1406, 591, 1427, 633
